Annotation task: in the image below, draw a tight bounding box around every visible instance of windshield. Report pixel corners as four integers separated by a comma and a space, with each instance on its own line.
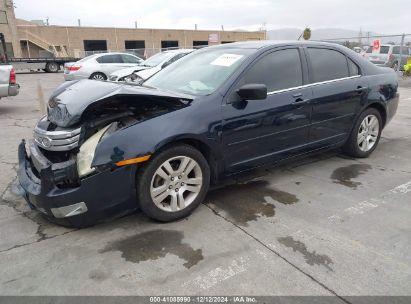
140, 52, 174, 67
144, 48, 253, 96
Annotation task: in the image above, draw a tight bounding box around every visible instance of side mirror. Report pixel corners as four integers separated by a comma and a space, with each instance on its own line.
236, 84, 267, 100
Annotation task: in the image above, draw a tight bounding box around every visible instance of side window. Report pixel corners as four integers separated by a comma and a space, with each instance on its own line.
122, 54, 140, 63
97, 54, 123, 63
111, 54, 123, 63
307, 48, 349, 83
239, 48, 303, 92
347, 58, 360, 76
393, 46, 400, 54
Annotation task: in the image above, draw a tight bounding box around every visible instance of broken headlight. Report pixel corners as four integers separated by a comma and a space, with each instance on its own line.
76, 123, 115, 178
47, 101, 72, 127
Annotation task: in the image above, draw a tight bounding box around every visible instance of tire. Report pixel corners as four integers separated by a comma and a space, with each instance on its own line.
45, 62, 59, 73
136, 144, 210, 222
89, 72, 107, 81
343, 108, 382, 158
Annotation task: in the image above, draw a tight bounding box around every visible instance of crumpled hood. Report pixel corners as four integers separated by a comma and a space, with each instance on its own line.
135, 66, 161, 80
47, 79, 193, 127
110, 65, 150, 78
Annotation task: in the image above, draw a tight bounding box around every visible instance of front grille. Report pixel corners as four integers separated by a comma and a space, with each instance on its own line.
33, 118, 81, 151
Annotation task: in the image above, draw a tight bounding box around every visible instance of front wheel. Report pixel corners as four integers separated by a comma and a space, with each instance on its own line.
136, 144, 210, 222
343, 108, 382, 158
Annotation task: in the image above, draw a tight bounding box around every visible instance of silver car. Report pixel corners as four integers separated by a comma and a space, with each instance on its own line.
109, 49, 194, 82
364, 44, 411, 70
64, 52, 143, 81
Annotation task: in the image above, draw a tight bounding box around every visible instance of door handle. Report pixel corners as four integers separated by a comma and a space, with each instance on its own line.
355, 86, 368, 93
293, 98, 311, 104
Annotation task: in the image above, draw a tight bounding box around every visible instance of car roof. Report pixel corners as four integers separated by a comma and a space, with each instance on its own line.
95, 52, 139, 57
208, 40, 352, 50
162, 48, 195, 54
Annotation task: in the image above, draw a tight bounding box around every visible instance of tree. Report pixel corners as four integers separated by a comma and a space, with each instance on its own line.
303, 27, 311, 40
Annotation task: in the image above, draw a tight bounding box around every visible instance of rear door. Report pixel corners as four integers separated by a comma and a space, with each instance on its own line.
222, 47, 313, 173
305, 47, 367, 148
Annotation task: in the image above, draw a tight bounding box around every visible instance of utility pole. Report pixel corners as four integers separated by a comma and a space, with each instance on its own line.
77, 19, 81, 27
195, 24, 197, 30
358, 27, 362, 46
398, 33, 405, 72
135, 21, 138, 29
221, 25, 224, 31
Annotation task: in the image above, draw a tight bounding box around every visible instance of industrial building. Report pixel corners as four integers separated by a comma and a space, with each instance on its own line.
0, 0, 265, 59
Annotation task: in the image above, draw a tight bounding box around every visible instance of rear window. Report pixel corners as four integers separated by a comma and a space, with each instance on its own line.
307, 48, 349, 83
379, 46, 390, 54
366, 45, 390, 54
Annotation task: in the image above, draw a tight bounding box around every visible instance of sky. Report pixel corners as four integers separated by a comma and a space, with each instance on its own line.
13, 0, 408, 34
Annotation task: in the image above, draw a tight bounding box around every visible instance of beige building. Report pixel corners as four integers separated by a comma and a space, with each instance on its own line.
0, 0, 265, 59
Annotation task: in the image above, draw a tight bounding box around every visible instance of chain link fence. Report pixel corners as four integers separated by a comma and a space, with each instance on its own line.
313, 33, 411, 72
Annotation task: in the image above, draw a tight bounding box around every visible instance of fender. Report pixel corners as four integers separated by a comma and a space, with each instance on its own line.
91, 97, 223, 167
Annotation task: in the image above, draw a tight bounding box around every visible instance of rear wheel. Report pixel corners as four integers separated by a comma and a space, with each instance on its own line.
136, 144, 210, 222
89, 72, 107, 81
343, 108, 382, 158
45, 62, 59, 73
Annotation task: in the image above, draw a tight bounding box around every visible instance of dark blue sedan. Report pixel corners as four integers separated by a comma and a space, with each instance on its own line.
18, 41, 399, 227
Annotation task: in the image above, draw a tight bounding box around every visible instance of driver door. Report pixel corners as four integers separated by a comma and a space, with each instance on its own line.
222, 47, 313, 174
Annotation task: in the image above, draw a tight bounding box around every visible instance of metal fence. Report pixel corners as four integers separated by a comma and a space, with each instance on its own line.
72, 34, 411, 73
312, 33, 411, 72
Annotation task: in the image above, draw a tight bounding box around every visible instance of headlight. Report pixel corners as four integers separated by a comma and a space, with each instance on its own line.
76, 124, 112, 178
48, 102, 72, 127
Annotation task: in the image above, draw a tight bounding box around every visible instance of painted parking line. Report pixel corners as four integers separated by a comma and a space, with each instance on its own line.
328, 181, 411, 222
182, 256, 249, 290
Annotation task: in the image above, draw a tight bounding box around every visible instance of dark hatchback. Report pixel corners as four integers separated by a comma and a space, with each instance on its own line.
18, 41, 399, 227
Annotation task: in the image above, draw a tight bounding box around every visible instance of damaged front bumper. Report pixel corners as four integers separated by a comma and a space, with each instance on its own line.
17, 140, 138, 227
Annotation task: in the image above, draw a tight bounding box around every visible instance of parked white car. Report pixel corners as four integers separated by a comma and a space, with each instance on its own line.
64, 52, 143, 81
109, 49, 194, 82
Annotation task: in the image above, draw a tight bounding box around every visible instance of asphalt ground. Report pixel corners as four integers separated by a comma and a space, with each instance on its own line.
0, 72, 410, 299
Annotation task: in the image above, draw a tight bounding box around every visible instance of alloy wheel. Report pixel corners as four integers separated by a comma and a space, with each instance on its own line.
92, 74, 105, 80
150, 156, 203, 212
357, 114, 379, 152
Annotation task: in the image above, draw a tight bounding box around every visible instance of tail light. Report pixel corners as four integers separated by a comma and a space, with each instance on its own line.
9, 68, 16, 84
65, 65, 81, 71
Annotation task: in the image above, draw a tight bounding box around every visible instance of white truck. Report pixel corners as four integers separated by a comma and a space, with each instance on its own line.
0, 33, 77, 74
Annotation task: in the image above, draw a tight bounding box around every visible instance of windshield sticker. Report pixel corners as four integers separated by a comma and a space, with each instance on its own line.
210, 54, 244, 67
